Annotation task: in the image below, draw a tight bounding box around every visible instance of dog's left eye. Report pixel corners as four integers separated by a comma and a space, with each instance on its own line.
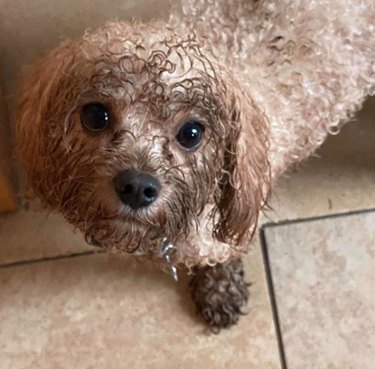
176, 120, 205, 151
80, 103, 110, 132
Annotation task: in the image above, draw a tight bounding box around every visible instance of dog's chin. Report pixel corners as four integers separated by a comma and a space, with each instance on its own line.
84, 208, 169, 253
84, 218, 151, 252
83, 197, 193, 253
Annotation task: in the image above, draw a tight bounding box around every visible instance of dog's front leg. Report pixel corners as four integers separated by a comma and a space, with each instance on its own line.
189, 258, 250, 332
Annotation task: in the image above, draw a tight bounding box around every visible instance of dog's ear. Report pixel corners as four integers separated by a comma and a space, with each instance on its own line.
212, 80, 271, 250
16, 42, 77, 199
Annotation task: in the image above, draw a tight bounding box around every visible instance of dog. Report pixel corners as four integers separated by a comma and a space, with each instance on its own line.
16, 0, 374, 331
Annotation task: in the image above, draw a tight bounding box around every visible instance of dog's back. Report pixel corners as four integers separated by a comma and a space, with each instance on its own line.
170, 0, 375, 177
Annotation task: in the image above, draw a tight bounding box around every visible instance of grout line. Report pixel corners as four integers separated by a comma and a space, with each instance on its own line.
261, 207, 375, 231
260, 227, 288, 369
0, 250, 105, 269
259, 206, 375, 369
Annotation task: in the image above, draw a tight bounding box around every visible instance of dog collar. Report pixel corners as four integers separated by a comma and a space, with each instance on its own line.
157, 237, 179, 282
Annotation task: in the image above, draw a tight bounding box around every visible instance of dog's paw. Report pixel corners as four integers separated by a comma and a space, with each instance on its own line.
190, 259, 249, 333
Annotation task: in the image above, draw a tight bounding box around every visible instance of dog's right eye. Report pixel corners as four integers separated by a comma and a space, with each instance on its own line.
176, 120, 205, 151
80, 103, 110, 132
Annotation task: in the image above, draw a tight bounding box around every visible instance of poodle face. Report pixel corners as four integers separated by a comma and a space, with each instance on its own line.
17, 22, 270, 255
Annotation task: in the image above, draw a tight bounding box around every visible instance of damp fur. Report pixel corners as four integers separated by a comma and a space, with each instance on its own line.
16, 1, 375, 269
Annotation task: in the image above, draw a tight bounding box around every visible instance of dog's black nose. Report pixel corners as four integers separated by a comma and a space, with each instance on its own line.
114, 169, 160, 209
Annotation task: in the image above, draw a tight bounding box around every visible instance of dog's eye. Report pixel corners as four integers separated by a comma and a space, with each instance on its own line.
80, 103, 110, 132
176, 120, 205, 151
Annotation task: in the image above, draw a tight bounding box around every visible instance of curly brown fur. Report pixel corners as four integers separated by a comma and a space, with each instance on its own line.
15, 0, 375, 329
16, 20, 270, 265
190, 258, 249, 332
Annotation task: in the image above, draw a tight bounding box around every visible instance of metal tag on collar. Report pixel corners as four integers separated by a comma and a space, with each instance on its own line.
159, 237, 179, 282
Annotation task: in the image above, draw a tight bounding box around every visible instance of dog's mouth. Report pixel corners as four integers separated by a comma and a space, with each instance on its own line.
83, 196, 185, 257
84, 212, 168, 251
85, 223, 179, 276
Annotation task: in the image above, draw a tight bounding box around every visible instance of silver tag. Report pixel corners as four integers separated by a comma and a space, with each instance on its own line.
159, 237, 179, 282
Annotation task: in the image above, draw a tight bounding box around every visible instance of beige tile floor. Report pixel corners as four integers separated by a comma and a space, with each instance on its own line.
0, 1, 374, 367
263, 210, 375, 369
0, 249, 280, 369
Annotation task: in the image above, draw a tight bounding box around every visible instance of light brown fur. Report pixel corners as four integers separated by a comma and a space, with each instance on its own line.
16, 19, 271, 267
16, 0, 374, 329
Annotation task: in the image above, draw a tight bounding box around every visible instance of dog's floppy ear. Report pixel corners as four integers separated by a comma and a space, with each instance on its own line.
16, 42, 78, 203
212, 80, 271, 250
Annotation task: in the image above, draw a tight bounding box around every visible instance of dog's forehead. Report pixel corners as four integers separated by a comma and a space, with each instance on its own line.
67, 21, 225, 132
77, 21, 218, 96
